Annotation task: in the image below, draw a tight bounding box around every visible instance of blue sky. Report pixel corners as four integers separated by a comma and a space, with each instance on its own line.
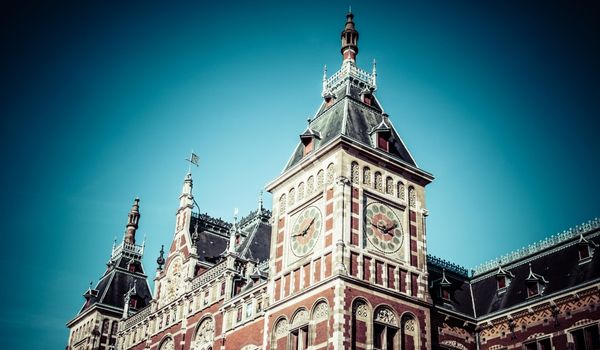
0, 1, 599, 349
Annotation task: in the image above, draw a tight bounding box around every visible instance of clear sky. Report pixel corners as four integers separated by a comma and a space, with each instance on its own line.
0, 0, 599, 349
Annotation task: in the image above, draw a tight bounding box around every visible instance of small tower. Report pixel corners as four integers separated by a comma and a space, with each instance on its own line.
341, 9, 359, 64
66, 199, 152, 350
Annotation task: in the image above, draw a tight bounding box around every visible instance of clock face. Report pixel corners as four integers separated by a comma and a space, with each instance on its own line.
364, 202, 403, 253
290, 206, 322, 257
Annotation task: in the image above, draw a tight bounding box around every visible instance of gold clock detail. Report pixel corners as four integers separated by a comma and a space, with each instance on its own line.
290, 206, 322, 257
365, 202, 403, 253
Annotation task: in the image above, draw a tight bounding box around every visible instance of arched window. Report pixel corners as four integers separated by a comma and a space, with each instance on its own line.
397, 182, 405, 201
363, 167, 371, 186
193, 317, 215, 350
290, 309, 310, 350
352, 299, 370, 350
288, 188, 296, 206
400, 314, 418, 350
159, 337, 175, 350
317, 170, 324, 190
373, 306, 399, 350
351, 162, 359, 184
271, 318, 289, 350
374, 172, 383, 192
307, 176, 314, 195
298, 182, 305, 201
326, 163, 335, 185
385, 177, 393, 195
312, 301, 330, 347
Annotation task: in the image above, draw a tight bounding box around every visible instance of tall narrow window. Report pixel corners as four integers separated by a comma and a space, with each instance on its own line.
290, 310, 310, 350
401, 314, 418, 350
351, 162, 359, 184
385, 177, 393, 195
374, 172, 383, 192
571, 324, 600, 350
524, 338, 552, 350
363, 167, 371, 186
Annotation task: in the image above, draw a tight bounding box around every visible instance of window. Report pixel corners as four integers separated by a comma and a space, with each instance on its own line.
220, 282, 226, 296
497, 275, 506, 289
527, 282, 540, 298
246, 303, 253, 318
571, 324, 600, 350
579, 245, 591, 260
204, 290, 210, 305
236, 307, 243, 323
351, 162, 359, 184
377, 133, 389, 151
441, 288, 450, 301
363, 167, 371, 185
524, 338, 551, 350
256, 301, 262, 313
130, 298, 137, 309
303, 139, 314, 156
373, 307, 399, 350
290, 325, 309, 350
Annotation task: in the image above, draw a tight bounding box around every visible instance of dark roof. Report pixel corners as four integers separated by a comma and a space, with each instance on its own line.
429, 228, 600, 320
191, 209, 272, 264
284, 73, 417, 171
79, 255, 152, 315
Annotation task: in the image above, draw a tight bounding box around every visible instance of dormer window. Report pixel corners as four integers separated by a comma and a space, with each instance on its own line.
361, 87, 375, 106
300, 119, 321, 157
323, 91, 336, 107
525, 263, 548, 298
370, 114, 392, 152
495, 265, 514, 293
577, 234, 597, 263
439, 269, 452, 301
129, 298, 138, 309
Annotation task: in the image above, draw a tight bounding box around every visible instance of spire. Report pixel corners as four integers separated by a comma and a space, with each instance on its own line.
372, 59, 377, 88
228, 208, 239, 254
340, 9, 359, 64
321, 65, 328, 95
124, 197, 140, 244
179, 171, 194, 210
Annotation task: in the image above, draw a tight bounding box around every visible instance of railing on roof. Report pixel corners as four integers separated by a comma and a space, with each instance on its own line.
192, 212, 232, 229
472, 217, 600, 276
427, 254, 469, 277
325, 63, 375, 92
112, 241, 144, 259
122, 304, 152, 330
190, 260, 228, 291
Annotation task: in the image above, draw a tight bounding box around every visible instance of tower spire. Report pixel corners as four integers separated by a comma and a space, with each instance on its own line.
340, 10, 359, 64
124, 197, 140, 244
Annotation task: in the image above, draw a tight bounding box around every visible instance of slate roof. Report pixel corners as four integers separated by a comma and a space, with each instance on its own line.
428, 226, 600, 320
284, 67, 417, 171
190, 209, 272, 264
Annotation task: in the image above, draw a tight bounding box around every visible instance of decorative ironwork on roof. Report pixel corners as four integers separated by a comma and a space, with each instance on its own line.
472, 217, 600, 276
427, 254, 469, 277
192, 212, 232, 230
324, 62, 376, 93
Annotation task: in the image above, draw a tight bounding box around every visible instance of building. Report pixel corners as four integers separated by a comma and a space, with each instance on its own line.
66, 11, 600, 350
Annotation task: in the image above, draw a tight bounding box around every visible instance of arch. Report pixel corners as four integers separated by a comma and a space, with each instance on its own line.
311, 299, 330, 322
298, 182, 305, 201
400, 312, 419, 350
158, 336, 175, 350
279, 194, 287, 214
317, 170, 325, 190
408, 187, 416, 208
397, 182, 405, 200
288, 188, 296, 206
385, 176, 394, 195
352, 298, 372, 350
307, 176, 315, 194
374, 172, 383, 192
271, 316, 289, 350
351, 162, 359, 184
192, 316, 215, 350
291, 308, 310, 328
290, 308, 310, 350
326, 163, 335, 185
373, 305, 399, 350
363, 167, 371, 186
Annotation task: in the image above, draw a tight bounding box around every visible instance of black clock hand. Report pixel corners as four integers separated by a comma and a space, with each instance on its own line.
383, 223, 398, 233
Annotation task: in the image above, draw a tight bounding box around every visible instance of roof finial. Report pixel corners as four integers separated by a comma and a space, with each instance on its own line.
372, 59, 377, 88
156, 245, 165, 270
258, 190, 264, 212
341, 9, 359, 64
228, 208, 239, 254
124, 197, 141, 245
348, 5, 352, 14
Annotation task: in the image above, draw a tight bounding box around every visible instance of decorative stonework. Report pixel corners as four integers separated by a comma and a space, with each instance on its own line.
288, 188, 296, 206
397, 182, 405, 200
440, 340, 467, 350
193, 318, 214, 350
374, 172, 383, 192
326, 163, 335, 185
385, 177, 393, 195
404, 318, 416, 332
279, 194, 287, 213
354, 302, 369, 321
307, 176, 314, 195
409, 187, 416, 208
351, 162, 359, 184
164, 257, 183, 303
363, 167, 371, 185
298, 182, 305, 201
159, 338, 174, 350
292, 309, 309, 328
374, 307, 397, 326
274, 319, 289, 338
317, 170, 324, 190
313, 302, 329, 321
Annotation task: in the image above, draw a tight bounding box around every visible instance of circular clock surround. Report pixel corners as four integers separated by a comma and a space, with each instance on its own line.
364, 202, 403, 253
290, 206, 322, 257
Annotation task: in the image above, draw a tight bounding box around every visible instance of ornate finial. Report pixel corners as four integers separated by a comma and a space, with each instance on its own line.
372, 59, 377, 88
124, 197, 141, 245
228, 209, 239, 254
156, 245, 165, 270
192, 219, 200, 244
341, 9, 359, 63
348, 5, 352, 14
258, 191, 264, 212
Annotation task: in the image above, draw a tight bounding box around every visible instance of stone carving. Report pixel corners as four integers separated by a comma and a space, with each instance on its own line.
274, 319, 288, 338
326, 163, 335, 185
374, 172, 383, 191
374, 307, 397, 326
193, 318, 214, 350
354, 302, 369, 321
403, 318, 416, 332
351, 162, 359, 184
165, 257, 183, 303
307, 176, 314, 194
440, 340, 467, 350
298, 182, 305, 201
409, 188, 416, 208
317, 170, 324, 189
385, 177, 393, 195
397, 182, 405, 200
363, 167, 371, 185
159, 338, 174, 350
288, 188, 296, 206
292, 309, 309, 328
279, 194, 286, 213
313, 302, 329, 321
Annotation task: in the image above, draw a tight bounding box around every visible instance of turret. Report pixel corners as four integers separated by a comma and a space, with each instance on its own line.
124, 197, 140, 244
341, 9, 359, 64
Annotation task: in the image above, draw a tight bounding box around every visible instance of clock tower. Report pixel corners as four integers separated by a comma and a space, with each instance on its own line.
265, 11, 433, 350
